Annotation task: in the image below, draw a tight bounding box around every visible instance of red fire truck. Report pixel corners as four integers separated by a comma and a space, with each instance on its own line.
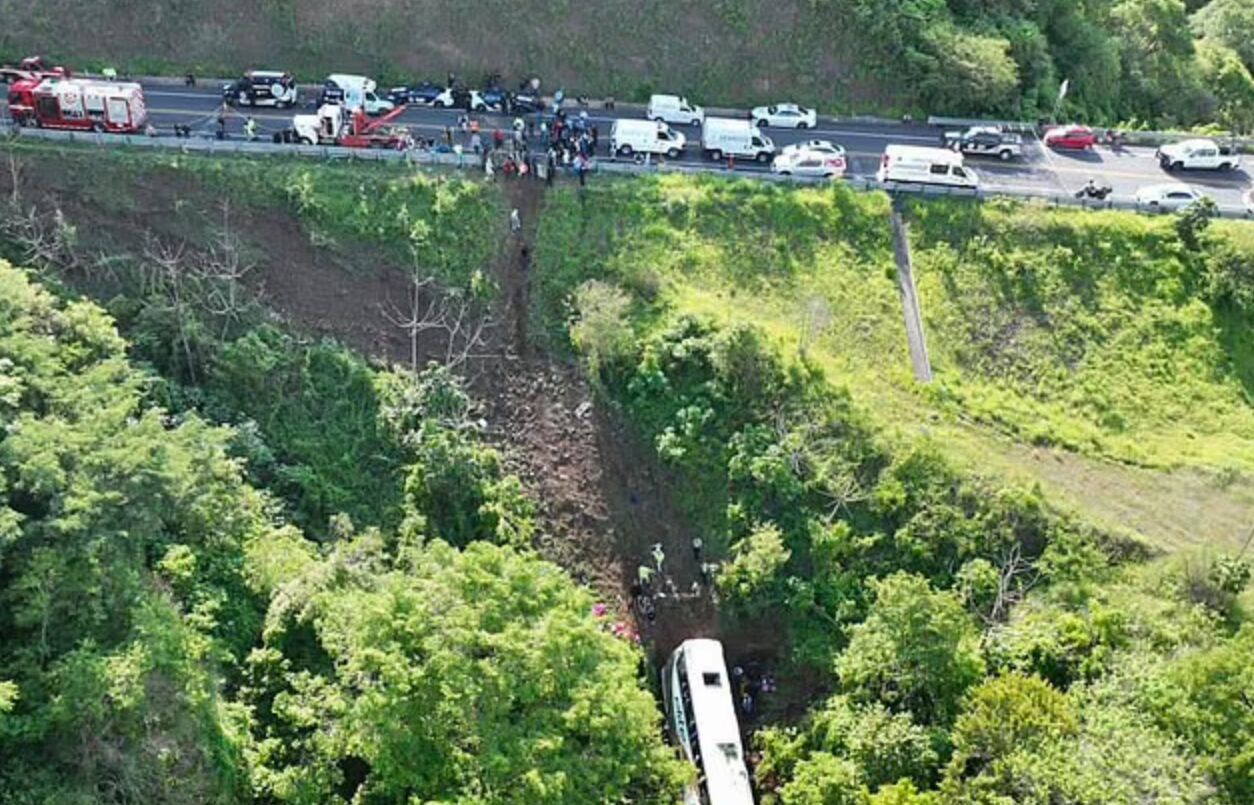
7, 77, 147, 134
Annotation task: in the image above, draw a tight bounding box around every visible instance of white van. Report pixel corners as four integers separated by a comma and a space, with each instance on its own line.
611, 119, 687, 158
702, 117, 775, 163
647, 94, 705, 126
876, 145, 979, 188
323, 74, 395, 116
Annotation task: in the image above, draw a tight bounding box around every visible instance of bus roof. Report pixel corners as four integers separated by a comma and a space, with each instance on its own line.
677, 639, 755, 805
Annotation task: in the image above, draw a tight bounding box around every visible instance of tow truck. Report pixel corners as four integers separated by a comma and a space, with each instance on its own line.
0, 56, 70, 84
286, 102, 412, 149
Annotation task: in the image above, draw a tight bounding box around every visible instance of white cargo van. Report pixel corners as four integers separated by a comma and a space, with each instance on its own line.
610, 119, 687, 158
647, 94, 705, 126
702, 117, 775, 163
323, 74, 395, 116
876, 145, 979, 188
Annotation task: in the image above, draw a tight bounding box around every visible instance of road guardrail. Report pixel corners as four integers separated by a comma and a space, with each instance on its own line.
2, 123, 1250, 220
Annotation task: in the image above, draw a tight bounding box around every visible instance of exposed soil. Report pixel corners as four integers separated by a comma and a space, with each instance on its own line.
0, 153, 802, 730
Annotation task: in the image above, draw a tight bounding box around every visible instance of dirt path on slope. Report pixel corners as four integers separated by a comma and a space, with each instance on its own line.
478, 180, 785, 670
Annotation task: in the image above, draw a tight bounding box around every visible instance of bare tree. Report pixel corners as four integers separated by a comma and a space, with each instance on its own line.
983, 544, 1040, 624
199, 201, 256, 338
6, 152, 23, 206
383, 275, 496, 373
141, 236, 201, 383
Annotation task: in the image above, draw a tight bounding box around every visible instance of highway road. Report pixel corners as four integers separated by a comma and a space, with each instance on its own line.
48, 80, 1254, 212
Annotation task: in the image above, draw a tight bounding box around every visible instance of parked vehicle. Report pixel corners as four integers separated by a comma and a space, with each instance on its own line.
780, 139, 845, 159
387, 81, 442, 106
7, 77, 147, 133
943, 126, 1022, 160
222, 71, 298, 108
509, 92, 545, 114
876, 144, 979, 188
0, 55, 70, 83
750, 103, 816, 129
289, 103, 411, 149
771, 145, 845, 177
1042, 124, 1097, 150
478, 85, 511, 112
610, 119, 686, 158
702, 117, 774, 162
432, 87, 487, 111
1156, 138, 1241, 171
647, 94, 705, 126
321, 75, 394, 116
661, 640, 755, 805
1135, 183, 1207, 211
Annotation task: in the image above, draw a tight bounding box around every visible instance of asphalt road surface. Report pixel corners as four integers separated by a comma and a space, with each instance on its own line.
59, 80, 1254, 212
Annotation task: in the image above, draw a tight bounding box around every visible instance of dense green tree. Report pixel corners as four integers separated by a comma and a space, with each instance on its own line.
945, 673, 1077, 782
837, 573, 986, 725
245, 533, 689, 804
0, 261, 270, 802
1193, 0, 1254, 72
1145, 625, 1254, 803
1110, 0, 1207, 122
776, 751, 865, 805
1195, 41, 1254, 132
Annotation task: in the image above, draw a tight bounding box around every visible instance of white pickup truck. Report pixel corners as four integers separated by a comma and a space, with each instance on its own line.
1156, 138, 1242, 171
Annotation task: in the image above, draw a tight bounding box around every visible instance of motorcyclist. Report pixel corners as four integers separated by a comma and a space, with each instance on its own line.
1083, 177, 1099, 197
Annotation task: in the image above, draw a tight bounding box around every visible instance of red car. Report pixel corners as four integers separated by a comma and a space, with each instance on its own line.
1043, 124, 1097, 150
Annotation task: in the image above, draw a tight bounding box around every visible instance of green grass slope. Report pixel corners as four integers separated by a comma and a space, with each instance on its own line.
533, 175, 1254, 550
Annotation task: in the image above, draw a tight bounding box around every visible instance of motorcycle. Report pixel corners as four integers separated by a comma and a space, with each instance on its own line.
1075, 183, 1113, 200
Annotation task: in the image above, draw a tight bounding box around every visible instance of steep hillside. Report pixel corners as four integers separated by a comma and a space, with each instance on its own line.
532, 175, 1254, 551
3, 0, 1253, 126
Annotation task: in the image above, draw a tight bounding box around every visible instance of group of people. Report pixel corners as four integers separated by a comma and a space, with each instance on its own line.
731, 664, 777, 719
427, 106, 599, 186
630, 537, 722, 625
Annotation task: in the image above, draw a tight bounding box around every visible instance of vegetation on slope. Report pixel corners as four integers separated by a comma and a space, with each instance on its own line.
0, 144, 500, 534
535, 177, 1254, 803
0, 259, 686, 803
535, 176, 1254, 538
2, 0, 1253, 127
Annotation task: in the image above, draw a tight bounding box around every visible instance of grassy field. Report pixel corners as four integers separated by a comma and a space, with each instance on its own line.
533, 175, 1254, 551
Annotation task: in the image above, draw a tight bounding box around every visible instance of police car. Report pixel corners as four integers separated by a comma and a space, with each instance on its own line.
941, 126, 1023, 161
222, 71, 298, 108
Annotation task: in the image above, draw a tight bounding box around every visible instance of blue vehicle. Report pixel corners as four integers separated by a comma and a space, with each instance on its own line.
478, 85, 511, 112
387, 81, 443, 106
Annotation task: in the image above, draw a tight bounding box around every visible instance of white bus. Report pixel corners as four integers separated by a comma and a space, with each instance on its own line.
662, 639, 755, 805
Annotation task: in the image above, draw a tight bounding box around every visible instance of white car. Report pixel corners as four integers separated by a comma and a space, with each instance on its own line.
1135, 183, 1206, 211
781, 139, 845, 159
751, 103, 817, 129
432, 88, 488, 112
771, 147, 846, 178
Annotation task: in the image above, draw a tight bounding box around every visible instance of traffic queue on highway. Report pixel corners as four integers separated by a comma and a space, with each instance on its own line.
3, 55, 1252, 215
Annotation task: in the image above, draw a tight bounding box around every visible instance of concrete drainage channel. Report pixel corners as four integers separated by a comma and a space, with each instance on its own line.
3, 123, 1252, 221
